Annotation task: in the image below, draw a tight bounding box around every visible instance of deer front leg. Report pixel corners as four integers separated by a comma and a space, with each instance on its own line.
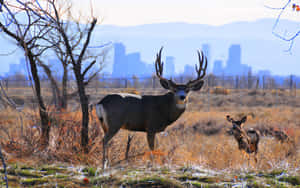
145, 132, 156, 163
147, 132, 156, 150
241, 150, 250, 166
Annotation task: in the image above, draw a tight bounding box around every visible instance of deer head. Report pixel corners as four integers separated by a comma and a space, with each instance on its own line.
226, 115, 250, 147
155, 47, 207, 108
226, 115, 247, 131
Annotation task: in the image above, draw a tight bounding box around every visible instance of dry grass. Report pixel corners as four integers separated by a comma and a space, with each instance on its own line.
0, 90, 299, 174
210, 86, 230, 95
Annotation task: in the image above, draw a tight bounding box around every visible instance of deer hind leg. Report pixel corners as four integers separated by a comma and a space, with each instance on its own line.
125, 134, 134, 160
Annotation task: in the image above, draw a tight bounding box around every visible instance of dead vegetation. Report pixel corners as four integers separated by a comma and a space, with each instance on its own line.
0, 89, 299, 174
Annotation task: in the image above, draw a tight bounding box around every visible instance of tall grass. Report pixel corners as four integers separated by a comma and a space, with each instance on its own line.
0, 90, 299, 173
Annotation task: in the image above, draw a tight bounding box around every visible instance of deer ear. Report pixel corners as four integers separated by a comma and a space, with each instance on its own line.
189, 80, 204, 91
241, 116, 247, 124
159, 79, 177, 90
226, 115, 233, 123
159, 79, 170, 89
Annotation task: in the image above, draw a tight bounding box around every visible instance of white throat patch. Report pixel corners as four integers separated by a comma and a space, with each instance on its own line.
176, 103, 186, 109
175, 93, 190, 109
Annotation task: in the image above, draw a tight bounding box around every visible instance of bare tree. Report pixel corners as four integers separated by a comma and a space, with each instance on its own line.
45, 19, 108, 110
0, 1, 52, 147
28, 0, 107, 153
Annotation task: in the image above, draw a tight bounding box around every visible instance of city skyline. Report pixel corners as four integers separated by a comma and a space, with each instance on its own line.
1, 19, 299, 76
4, 42, 293, 79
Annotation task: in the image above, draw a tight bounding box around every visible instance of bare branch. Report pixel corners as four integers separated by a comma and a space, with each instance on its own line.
82, 60, 96, 77
265, 0, 300, 51
77, 18, 97, 64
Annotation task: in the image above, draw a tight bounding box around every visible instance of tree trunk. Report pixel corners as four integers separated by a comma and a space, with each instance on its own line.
27, 54, 50, 147
73, 64, 89, 153
61, 65, 68, 109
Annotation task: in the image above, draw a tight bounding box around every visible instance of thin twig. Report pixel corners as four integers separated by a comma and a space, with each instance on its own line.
265, 0, 300, 51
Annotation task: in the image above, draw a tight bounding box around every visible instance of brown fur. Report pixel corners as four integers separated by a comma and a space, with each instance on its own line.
226, 115, 260, 164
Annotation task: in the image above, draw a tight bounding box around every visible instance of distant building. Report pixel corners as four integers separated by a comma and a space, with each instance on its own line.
164, 56, 175, 77
112, 43, 153, 77
212, 60, 223, 75
257, 70, 271, 77
112, 43, 127, 77
6, 58, 27, 77
223, 44, 251, 76
183, 64, 195, 77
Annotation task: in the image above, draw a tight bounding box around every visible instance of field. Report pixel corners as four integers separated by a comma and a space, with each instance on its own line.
0, 88, 299, 187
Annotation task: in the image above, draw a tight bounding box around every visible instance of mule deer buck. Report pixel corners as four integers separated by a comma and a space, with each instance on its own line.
96, 47, 207, 167
226, 115, 260, 165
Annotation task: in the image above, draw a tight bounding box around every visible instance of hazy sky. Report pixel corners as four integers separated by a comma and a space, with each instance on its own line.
72, 0, 300, 26
1, 0, 299, 75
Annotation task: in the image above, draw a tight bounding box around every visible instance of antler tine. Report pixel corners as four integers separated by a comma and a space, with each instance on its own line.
187, 50, 207, 86
155, 47, 163, 78
196, 50, 208, 79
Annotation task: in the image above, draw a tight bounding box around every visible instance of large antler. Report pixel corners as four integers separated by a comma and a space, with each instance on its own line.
155, 47, 176, 86
187, 50, 207, 86
155, 47, 165, 80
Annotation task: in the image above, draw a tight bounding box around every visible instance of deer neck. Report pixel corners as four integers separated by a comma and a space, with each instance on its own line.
233, 129, 251, 150
165, 92, 186, 122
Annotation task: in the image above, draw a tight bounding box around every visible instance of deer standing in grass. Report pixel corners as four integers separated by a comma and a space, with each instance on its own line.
96, 47, 207, 167
226, 115, 260, 165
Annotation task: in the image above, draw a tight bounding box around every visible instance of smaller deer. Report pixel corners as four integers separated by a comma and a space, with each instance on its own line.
268, 127, 290, 143
226, 115, 260, 164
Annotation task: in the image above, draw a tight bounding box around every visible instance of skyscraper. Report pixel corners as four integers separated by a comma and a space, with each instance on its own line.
164, 56, 175, 77
112, 43, 127, 77
183, 64, 195, 78
224, 44, 250, 75
212, 60, 223, 75
112, 42, 153, 77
